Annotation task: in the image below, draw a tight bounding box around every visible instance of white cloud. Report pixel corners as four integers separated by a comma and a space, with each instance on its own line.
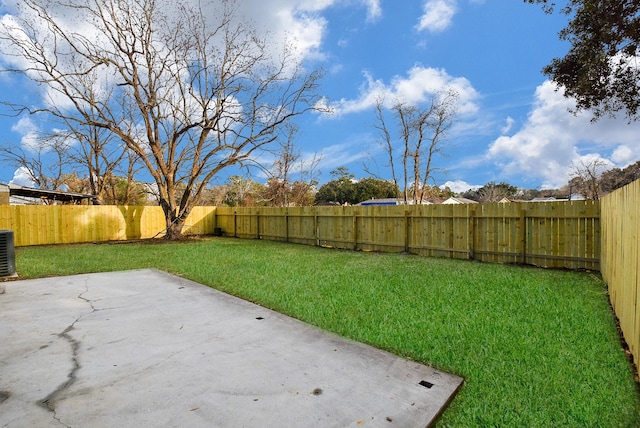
501, 116, 515, 135
416, 0, 457, 33
487, 80, 640, 188
231, 0, 383, 61
443, 179, 480, 193
317, 141, 371, 170
10, 116, 40, 151
325, 65, 479, 116
10, 167, 36, 187
611, 145, 635, 166
361, 0, 382, 22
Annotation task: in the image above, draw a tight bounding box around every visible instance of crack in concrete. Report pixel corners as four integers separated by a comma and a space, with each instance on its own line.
38, 282, 96, 427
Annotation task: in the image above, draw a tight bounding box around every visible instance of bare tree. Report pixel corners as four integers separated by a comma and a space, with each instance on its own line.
1, 66, 138, 204
0, 133, 71, 196
263, 124, 321, 207
0, 0, 322, 238
265, 124, 299, 207
222, 176, 264, 207
373, 99, 402, 200
569, 159, 609, 200
374, 91, 458, 204
65, 126, 125, 204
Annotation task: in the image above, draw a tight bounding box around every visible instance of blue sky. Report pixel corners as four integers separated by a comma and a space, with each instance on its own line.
2, 0, 640, 193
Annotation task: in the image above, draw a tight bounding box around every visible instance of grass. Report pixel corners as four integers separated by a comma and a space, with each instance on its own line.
14, 237, 640, 427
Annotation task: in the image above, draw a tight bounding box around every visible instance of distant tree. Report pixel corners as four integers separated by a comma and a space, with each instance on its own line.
569, 159, 609, 200
331, 167, 355, 181
480, 181, 519, 203
315, 168, 399, 205
221, 176, 265, 207
315, 168, 356, 205
266, 125, 299, 207
463, 181, 518, 203
599, 160, 640, 194
0, 133, 70, 195
203, 185, 228, 207
353, 177, 399, 203
287, 180, 317, 206
374, 91, 458, 204
424, 185, 455, 201
514, 188, 537, 200
527, 0, 640, 121
262, 177, 316, 206
264, 126, 320, 207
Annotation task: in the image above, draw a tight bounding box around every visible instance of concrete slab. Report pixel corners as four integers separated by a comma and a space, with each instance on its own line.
0, 269, 463, 427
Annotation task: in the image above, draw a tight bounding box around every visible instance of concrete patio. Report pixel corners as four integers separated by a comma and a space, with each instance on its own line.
1, 269, 463, 427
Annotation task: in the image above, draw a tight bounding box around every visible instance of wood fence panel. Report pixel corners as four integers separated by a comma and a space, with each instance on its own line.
527, 203, 547, 267
214, 207, 236, 236
475, 204, 502, 264
285, 207, 316, 245
2, 205, 209, 245
452, 204, 471, 259
361, 206, 405, 252
429, 204, 450, 259
258, 207, 287, 242
183, 207, 217, 236
315, 206, 349, 249
601, 180, 639, 365
0, 205, 12, 231
408, 205, 427, 256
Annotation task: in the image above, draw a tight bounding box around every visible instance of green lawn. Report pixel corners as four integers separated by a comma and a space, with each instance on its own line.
14, 238, 640, 427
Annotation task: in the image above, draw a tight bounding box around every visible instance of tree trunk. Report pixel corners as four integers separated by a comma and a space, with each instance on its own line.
159, 198, 189, 240
164, 216, 186, 240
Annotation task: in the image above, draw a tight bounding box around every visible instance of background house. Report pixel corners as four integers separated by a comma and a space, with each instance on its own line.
442, 197, 478, 204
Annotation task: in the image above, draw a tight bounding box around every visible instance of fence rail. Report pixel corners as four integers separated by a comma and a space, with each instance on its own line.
601, 180, 640, 365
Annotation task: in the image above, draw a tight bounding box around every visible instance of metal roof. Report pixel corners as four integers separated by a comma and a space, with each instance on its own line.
5, 184, 98, 204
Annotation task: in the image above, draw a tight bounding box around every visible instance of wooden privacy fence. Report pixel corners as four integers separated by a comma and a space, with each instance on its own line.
215, 200, 600, 270
601, 180, 640, 366
0, 205, 217, 246
1, 200, 600, 270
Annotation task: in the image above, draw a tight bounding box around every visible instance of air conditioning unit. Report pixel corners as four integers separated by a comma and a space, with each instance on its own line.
0, 230, 16, 277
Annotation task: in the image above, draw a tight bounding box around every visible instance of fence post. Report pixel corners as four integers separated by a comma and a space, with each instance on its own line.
256, 210, 260, 239
285, 212, 289, 243
448, 206, 454, 258
353, 211, 358, 250
468, 206, 475, 260
233, 211, 237, 238
520, 208, 527, 264
404, 210, 410, 253
314, 214, 319, 247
